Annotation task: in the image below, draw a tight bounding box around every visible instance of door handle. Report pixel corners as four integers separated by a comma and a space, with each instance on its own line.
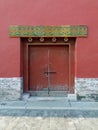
44, 71, 56, 77
44, 71, 56, 74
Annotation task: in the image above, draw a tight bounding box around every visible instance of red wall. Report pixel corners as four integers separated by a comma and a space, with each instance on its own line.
0, 0, 98, 78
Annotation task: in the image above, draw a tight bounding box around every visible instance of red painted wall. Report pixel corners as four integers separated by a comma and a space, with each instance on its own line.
0, 0, 98, 78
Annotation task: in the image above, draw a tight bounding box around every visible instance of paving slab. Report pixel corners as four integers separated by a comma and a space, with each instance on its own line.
25, 100, 70, 109
0, 109, 98, 130
70, 101, 98, 109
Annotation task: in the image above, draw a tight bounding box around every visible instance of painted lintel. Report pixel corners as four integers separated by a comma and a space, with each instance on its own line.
9, 25, 88, 37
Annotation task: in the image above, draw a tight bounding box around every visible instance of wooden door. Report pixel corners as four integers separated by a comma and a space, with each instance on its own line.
28, 45, 69, 95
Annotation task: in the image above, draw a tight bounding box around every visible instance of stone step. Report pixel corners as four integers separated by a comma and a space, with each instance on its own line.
28, 91, 68, 97
22, 93, 77, 101
0, 108, 98, 117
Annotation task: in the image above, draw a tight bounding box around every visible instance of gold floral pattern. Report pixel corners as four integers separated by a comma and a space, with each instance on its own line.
9, 25, 88, 37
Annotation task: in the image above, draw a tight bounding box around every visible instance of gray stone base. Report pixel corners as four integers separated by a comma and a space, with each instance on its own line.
0, 77, 98, 101
68, 94, 77, 101
75, 78, 98, 101
0, 77, 23, 100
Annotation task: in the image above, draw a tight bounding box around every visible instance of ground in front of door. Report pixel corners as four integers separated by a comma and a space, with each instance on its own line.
0, 115, 98, 130
0, 100, 98, 130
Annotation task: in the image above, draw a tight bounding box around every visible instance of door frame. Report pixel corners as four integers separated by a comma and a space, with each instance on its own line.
22, 39, 75, 94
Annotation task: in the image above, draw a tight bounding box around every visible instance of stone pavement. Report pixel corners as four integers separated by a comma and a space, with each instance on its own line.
0, 99, 98, 130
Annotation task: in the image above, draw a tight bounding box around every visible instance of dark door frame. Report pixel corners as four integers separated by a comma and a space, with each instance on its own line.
22, 38, 75, 94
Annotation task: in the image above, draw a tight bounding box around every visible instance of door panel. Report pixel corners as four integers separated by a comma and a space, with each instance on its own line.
49, 46, 69, 91
29, 46, 48, 91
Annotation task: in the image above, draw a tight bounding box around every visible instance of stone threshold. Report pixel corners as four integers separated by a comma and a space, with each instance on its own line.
22, 93, 77, 101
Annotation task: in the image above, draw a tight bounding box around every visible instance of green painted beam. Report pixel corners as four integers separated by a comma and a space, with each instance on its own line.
9, 25, 88, 37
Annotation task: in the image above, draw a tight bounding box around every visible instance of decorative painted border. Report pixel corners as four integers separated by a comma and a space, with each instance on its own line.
9, 25, 88, 37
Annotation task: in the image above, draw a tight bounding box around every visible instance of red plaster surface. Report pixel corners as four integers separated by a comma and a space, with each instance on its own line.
0, 0, 98, 77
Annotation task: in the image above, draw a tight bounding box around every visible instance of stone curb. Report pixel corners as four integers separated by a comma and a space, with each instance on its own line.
0, 106, 98, 110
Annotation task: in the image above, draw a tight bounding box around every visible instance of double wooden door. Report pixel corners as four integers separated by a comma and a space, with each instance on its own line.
28, 45, 69, 95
